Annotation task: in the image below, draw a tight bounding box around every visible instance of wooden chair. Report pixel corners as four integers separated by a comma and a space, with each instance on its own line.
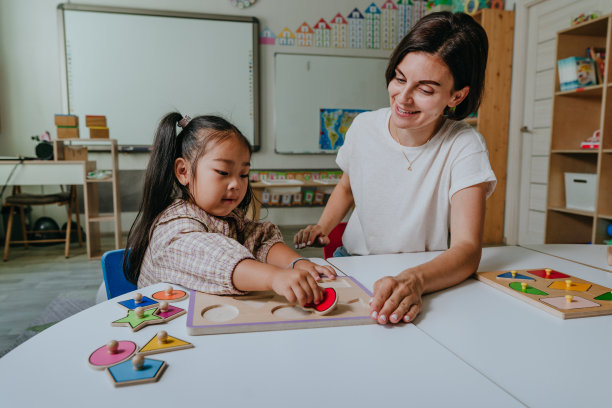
2, 185, 82, 261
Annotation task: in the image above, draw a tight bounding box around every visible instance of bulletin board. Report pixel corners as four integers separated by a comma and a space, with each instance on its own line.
58, 4, 259, 150
274, 53, 389, 154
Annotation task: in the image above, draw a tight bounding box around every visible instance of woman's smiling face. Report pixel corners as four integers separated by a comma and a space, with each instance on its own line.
388, 51, 467, 139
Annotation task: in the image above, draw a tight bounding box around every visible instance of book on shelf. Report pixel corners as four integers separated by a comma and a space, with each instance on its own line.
586, 46, 606, 84
557, 57, 597, 91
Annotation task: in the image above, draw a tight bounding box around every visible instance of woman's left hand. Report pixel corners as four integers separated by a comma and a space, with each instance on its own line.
293, 259, 337, 281
369, 272, 423, 324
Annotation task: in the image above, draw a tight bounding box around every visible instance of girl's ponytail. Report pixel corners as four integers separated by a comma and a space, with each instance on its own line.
124, 112, 184, 284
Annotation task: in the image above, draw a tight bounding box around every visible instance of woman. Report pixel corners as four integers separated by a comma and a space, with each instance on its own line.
294, 12, 496, 324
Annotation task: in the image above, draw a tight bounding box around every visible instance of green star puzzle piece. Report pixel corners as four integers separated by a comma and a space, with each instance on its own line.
112, 307, 164, 332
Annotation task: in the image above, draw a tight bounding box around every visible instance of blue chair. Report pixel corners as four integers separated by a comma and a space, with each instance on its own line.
101, 249, 136, 299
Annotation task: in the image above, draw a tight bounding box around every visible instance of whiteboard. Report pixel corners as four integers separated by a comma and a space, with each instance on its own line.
274, 53, 389, 154
58, 4, 259, 149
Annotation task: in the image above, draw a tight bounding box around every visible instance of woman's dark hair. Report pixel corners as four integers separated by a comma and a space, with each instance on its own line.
123, 113, 254, 284
385, 11, 488, 120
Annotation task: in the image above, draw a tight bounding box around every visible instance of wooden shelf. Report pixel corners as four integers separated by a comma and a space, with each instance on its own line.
546, 15, 612, 244
547, 207, 594, 217
53, 138, 122, 259
472, 9, 514, 244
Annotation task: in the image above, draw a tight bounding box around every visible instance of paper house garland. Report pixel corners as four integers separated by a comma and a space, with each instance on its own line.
397, 0, 413, 43
260, 26, 276, 45
313, 18, 331, 47
365, 3, 381, 49
347, 8, 364, 48
381, 0, 398, 49
330, 13, 348, 48
277, 27, 296, 46
296, 22, 314, 46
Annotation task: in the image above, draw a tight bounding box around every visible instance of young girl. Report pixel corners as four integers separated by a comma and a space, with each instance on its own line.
125, 113, 335, 306
294, 12, 496, 324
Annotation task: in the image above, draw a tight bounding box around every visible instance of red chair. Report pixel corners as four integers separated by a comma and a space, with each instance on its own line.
323, 222, 347, 259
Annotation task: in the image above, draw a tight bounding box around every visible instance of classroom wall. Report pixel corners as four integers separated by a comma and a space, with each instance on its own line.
0, 0, 516, 230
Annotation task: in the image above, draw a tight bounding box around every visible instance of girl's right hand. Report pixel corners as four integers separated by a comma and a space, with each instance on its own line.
294, 224, 330, 249
270, 268, 323, 306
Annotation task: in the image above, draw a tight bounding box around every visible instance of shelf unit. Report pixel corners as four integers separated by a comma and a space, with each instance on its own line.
545, 15, 611, 244
472, 9, 515, 244
53, 138, 122, 258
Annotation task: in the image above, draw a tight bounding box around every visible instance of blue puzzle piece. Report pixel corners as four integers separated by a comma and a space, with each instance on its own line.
118, 296, 157, 310
107, 358, 166, 385
497, 272, 534, 280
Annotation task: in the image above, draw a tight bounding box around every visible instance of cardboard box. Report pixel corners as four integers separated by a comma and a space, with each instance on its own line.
85, 115, 107, 127
89, 126, 109, 139
63, 145, 88, 161
57, 126, 79, 139
564, 172, 597, 211
54, 114, 78, 127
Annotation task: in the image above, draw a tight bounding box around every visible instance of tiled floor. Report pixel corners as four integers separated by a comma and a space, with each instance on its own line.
0, 226, 323, 356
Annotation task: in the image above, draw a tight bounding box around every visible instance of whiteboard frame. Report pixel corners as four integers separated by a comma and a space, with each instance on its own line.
57, 3, 260, 151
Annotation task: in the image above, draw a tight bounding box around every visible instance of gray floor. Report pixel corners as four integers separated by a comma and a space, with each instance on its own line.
0, 226, 322, 357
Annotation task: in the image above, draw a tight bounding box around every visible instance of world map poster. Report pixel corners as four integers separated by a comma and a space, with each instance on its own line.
319, 108, 368, 151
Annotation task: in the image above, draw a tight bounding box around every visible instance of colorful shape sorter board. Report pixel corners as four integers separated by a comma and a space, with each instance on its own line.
476, 268, 612, 319
186, 276, 373, 335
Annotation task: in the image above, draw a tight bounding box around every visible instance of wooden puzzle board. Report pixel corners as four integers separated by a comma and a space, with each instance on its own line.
476, 268, 612, 319
186, 276, 373, 335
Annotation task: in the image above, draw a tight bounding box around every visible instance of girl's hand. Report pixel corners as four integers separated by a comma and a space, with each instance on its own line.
369, 272, 424, 325
294, 224, 330, 249
270, 268, 323, 306
293, 259, 337, 281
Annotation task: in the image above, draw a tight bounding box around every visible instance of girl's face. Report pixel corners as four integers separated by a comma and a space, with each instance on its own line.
388, 52, 468, 139
175, 135, 250, 217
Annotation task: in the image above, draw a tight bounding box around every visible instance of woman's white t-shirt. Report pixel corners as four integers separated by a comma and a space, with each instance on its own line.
336, 107, 497, 255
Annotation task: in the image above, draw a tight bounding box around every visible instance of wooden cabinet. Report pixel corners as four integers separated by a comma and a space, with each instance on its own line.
546, 15, 611, 244
472, 9, 515, 244
54, 138, 122, 258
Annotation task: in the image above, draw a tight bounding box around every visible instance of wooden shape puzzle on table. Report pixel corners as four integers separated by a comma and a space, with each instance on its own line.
106, 357, 167, 387
139, 331, 194, 356
476, 268, 612, 319
153, 304, 186, 322
88, 340, 138, 370
186, 276, 373, 335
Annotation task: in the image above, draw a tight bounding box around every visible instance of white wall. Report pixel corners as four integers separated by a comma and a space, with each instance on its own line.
0, 0, 516, 229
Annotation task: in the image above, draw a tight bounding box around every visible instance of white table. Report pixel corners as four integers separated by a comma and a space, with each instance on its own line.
327, 246, 612, 407
0, 286, 521, 406
521, 243, 612, 272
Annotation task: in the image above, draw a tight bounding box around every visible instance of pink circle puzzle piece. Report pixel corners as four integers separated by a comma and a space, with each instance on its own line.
305, 287, 338, 315
88, 340, 138, 370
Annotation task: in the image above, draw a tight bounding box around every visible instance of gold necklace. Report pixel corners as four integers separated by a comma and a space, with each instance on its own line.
392, 119, 442, 171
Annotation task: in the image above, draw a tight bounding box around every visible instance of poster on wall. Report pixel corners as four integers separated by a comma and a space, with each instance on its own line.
319, 108, 367, 151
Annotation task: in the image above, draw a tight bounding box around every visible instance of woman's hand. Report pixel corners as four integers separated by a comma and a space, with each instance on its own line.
369, 272, 424, 324
293, 259, 337, 281
270, 268, 323, 306
294, 224, 330, 249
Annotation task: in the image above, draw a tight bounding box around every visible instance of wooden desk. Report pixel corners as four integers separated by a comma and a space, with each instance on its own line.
0, 284, 521, 406
328, 246, 612, 407
0, 156, 121, 259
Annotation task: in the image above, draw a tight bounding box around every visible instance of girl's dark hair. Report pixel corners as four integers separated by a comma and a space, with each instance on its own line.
385, 11, 488, 120
124, 113, 254, 284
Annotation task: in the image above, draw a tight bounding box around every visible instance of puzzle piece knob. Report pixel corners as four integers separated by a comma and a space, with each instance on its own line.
107, 340, 118, 354
545, 268, 552, 277
132, 354, 144, 370
134, 293, 143, 303
159, 301, 169, 313
134, 307, 145, 318
157, 330, 168, 344
511, 270, 517, 278
565, 295, 573, 303
565, 280, 572, 289
165, 285, 173, 295
521, 282, 527, 292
